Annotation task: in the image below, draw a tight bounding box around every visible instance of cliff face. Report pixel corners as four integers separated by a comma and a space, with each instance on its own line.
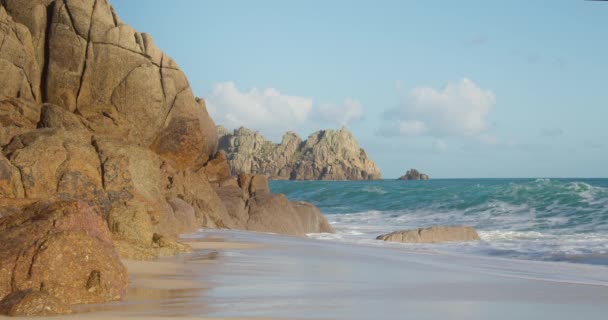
217, 126, 382, 180
0, 0, 332, 314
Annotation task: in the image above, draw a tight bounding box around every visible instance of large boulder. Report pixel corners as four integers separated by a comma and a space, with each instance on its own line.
0, 201, 128, 306
215, 172, 334, 236
376, 226, 480, 244
247, 193, 334, 236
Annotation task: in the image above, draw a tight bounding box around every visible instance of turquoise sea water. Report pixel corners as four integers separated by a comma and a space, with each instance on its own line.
270, 179, 608, 266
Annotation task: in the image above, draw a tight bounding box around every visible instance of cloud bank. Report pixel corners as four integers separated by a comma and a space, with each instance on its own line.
206, 82, 363, 139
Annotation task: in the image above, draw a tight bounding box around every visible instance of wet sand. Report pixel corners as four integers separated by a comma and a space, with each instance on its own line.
4, 230, 608, 319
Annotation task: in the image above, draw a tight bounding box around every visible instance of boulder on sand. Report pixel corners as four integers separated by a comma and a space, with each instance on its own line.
376, 226, 480, 244
0, 201, 128, 312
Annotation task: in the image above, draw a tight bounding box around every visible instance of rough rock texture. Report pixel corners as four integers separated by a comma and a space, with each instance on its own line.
1, 0, 217, 169
0, 201, 128, 308
376, 226, 480, 244
398, 169, 429, 181
0, 0, 334, 309
0, 290, 72, 316
210, 168, 334, 235
217, 126, 382, 180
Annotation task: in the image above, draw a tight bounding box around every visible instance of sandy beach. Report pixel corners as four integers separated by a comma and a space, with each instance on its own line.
3, 230, 605, 320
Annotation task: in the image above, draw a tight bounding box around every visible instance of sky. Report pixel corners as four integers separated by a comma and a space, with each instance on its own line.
112, 0, 607, 178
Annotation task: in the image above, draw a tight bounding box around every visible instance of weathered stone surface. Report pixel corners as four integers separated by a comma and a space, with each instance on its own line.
3, 129, 108, 212
0, 6, 41, 102
214, 173, 334, 236
38, 103, 86, 130
203, 151, 232, 186
93, 137, 191, 259
0, 290, 72, 316
163, 161, 238, 229
247, 193, 333, 236
0, 201, 128, 306
217, 126, 382, 180
160, 198, 198, 236
2, 0, 217, 168
376, 226, 480, 244
0, 153, 23, 198
398, 169, 429, 181
290, 201, 334, 235
0, 98, 41, 146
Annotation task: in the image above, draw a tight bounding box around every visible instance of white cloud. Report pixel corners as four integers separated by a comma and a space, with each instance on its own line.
206, 82, 313, 137
385, 78, 496, 137
316, 98, 363, 126
206, 82, 364, 138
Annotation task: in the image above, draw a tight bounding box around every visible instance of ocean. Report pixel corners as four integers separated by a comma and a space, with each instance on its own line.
270, 178, 608, 266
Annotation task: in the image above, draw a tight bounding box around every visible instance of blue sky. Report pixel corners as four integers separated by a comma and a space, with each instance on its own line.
112, 0, 607, 178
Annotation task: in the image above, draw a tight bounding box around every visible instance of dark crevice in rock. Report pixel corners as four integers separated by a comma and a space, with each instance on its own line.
9, 254, 20, 293
75, 0, 98, 109
40, 1, 55, 102
90, 137, 105, 190
15, 166, 29, 198
159, 55, 166, 102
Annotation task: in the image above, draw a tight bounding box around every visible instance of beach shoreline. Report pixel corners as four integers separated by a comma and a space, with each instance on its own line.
4, 229, 606, 320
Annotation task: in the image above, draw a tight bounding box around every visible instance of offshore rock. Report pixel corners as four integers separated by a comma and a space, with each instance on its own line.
398, 169, 429, 181
217, 126, 382, 180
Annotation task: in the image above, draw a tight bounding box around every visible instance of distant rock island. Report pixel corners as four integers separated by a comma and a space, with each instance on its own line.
399, 169, 430, 181
217, 126, 382, 181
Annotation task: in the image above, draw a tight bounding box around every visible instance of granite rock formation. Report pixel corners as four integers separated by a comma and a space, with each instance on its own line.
398, 169, 429, 181
0, 0, 332, 314
376, 226, 480, 244
217, 126, 382, 180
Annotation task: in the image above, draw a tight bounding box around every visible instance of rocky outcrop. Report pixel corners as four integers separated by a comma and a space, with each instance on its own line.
398, 169, 429, 181
217, 126, 382, 180
376, 226, 480, 244
0, 0, 333, 313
